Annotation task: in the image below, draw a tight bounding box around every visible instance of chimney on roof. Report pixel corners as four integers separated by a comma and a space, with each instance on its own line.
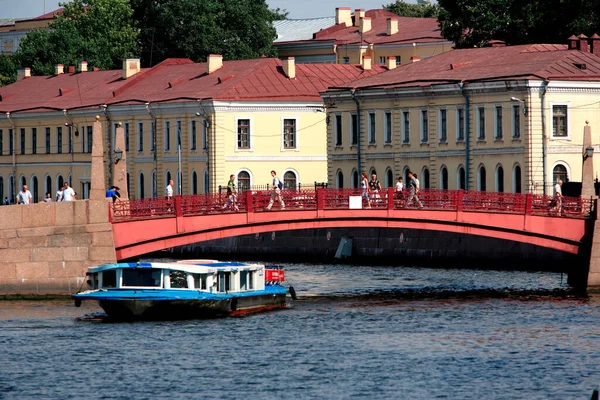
354, 9, 365, 27
387, 18, 398, 36
411, 56, 421, 63
207, 54, 223, 74
568, 35, 578, 50
590, 33, 600, 55
336, 7, 352, 27
362, 55, 372, 71
78, 60, 88, 73
360, 17, 372, 34
17, 67, 31, 81
123, 58, 141, 79
386, 56, 396, 70
55, 64, 64, 75
67, 65, 75, 74
578, 34, 589, 52
282, 57, 296, 79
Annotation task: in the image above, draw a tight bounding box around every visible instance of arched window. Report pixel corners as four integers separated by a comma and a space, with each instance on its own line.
403, 167, 411, 185
369, 168, 377, 177
45, 175, 52, 197
385, 168, 393, 188
191, 171, 198, 195
237, 171, 251, 192
336, 170, 344, 189
204, 170, 209, 193
352, 169, 359, 188
30, 176, 38, 203
553, 164, 568, 185
496, 165, 504, 192
457, 166, 466, 190
57, 175, 64, 192
477, 166, 486, 191
151, 170, 156, 198
440, 166, 448, 190
139, 172, 145, 199
421, 168, 430, 189
283, 171, 297, 189
20, 175, 26, 190
165, 170, 171, 189
513, 164, 522, 193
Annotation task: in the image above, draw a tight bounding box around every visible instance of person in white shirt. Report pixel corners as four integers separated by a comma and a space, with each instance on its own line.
62, 182, 76, 201
43, 192, 52, 203
17, 185, 33, 204
56, 188, 64, 202
266, 170, 285, 211
166, 180, 174, 200
553, 179, 563, 215
395, 177, 404, 192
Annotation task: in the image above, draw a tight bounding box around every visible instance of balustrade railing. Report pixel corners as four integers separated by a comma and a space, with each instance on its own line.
110, 188, 595, 223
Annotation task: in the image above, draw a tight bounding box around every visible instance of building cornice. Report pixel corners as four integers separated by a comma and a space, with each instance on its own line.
225, 155, 326, 162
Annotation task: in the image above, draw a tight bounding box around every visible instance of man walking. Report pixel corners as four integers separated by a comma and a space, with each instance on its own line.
17, 185, 33, 205
406, 171, 422, 208
554, 179, 563, 215
166, 179, 174, 200
222, 174, 239, 212
62, 182, 76, 201
266, 170, 285, 211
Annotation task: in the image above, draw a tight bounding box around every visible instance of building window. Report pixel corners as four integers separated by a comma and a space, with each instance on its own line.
458, 166, 466, 190
190, 120, 196, 151
440, 166, 448, 189
31, 128, 36, 154
203, 170, 209, 193
385, 168, 393, 188
513, 164, 522, 193
368, 112, 376, 144
139, 172, 145, 199
478, 165, 487, 191
57, 127, 62, 154
395, 56, 401, 65
45, 127, 50, 154
237, 119, 250, 149
336, 170, 344, 188
191, 171, 197, 195
67, 126, 72, 153
150, 121, 155, 152
496, 165, 504, 192
402, 111, 410, 143
422, 168, 430, 189
342, 57, 350, 64
164, 120, 171, 152
352, 169, 359, 188
20, 128, 25, 155
384, 112, 392, 144
202, 120, 208, 150
552, 105, 568, 137
553, 164, 568, 185
283, 119, 296, 149
125, 122, 130, 152
420, 110, 428, 143
87, 126, 93, 154
283, 171, 297, 189
176, 120, 182, 150
335, 114, 343, 146
512, 105, 521, 139
138, 122, 144, 152
350, 114, 358, 145
237, 171, 250, 192
439, 109, 447, 142
495, 106, 503, 140
81, 127, 86, 153
477, 106, 485, 140
457, 108, 465, 141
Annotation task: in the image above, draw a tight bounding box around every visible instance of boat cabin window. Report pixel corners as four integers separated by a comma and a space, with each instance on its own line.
102, 270, 117, 288
169, 270, 188, 289
122, 268, 162, 287
87, 273, 98, 290
193, 274, 208, 290
240, 271, 254, 291
216, 272, 232, 293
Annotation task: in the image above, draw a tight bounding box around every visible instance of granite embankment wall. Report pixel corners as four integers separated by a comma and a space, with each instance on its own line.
0, 200, 117, 295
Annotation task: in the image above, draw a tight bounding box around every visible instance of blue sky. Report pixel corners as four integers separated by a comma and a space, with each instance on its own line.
0, 0, 415, 20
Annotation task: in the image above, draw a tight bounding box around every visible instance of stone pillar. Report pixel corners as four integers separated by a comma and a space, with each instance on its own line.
582, 122, 595, 198
90, 116, 106, 200
112, 122, 129, 200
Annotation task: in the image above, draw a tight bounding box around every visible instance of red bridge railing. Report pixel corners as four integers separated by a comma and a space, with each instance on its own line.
110, 188, 595, 223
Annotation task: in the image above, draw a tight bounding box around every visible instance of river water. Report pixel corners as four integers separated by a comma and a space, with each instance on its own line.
1, 262, 599, 400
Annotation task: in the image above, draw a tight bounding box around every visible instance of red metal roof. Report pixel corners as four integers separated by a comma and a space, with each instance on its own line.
333, 44, 600, 90
17, 8, 66, 23
0, 58, 387, 113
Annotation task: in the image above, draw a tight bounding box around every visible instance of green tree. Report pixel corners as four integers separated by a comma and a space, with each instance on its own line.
15, 0, 138, 75
130, 0, 281, 67
0, 54, 16, 87
384, 0, 439, 18
437, 0, 600, 48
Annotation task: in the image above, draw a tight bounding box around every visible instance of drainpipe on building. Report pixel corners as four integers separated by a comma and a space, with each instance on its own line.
459, 83, 470, 190
540, 80, 549, 195
6, 112, 16, 202
351, 89, 362, 175
145, 102, 158, 198
101, 105, 112, 187
62, 110, 75, 190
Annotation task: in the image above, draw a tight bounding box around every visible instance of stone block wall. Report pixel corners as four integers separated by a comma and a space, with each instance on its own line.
0, 200, 117, 295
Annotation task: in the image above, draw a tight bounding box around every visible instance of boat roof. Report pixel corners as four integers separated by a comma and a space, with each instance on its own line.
87, 261, 263, 274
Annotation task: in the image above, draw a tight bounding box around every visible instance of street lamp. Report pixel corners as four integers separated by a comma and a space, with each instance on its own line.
510, 97, 528, 115
584, 145, 594, 160
114, 148, 123, 164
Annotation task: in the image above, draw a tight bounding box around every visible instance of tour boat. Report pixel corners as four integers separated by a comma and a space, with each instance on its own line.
72, 260, 295, 320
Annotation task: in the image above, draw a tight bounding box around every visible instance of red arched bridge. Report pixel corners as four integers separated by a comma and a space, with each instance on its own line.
110, 188, 595, 261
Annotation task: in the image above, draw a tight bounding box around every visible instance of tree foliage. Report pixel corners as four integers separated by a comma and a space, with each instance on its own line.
438, 0, 600, 48
384, 0, 439, 18
0, 54, 16, 87
130, 0, 282, 66
15, 0, 138, 76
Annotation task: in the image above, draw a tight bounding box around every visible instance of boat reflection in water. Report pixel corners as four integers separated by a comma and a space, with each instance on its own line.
72, 260, 295, 321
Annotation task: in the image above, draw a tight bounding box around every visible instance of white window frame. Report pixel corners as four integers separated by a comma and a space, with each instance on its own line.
236, 168, 253, 189
175, 119, 182, 150
511, 104, 521, 140
402, 110, 410, 144
420, 108, 429, 144
190, 118, 197, 151
495, 163, 505, 192
456, 106, 465, 142
350, 113, 358, 146
281, 116, 299, 151
494, 104, 503, 140
334, 113, 343, 147
282, 168, 300, 189
476, 105, 486, 141
384, 110, 392, 144
378, 56, 385, 64
456, 165, 466, 190
368, 111, 376, 144
439, 165, 448, 189
235, 116, 253, 151
438, 108, 447, 143
163, 119, 171, 152
202, 119, 208, 151
137, 121, 144, 153
512, 163, 522, 193
549, 102, 571, 140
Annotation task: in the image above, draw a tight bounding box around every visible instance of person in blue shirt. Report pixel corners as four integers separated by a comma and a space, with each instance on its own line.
106, 186, 121, 203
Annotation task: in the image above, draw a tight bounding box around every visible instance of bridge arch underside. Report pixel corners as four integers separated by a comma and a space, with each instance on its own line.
113, 211, 590, 270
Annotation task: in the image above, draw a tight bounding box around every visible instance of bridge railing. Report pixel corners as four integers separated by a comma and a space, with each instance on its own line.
109, 188, 595, 222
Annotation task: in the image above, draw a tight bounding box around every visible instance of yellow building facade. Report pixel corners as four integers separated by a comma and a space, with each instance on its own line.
323, 42, 600, 196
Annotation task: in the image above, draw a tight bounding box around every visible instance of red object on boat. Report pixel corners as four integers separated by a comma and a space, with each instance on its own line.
265, 269, 285, 282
